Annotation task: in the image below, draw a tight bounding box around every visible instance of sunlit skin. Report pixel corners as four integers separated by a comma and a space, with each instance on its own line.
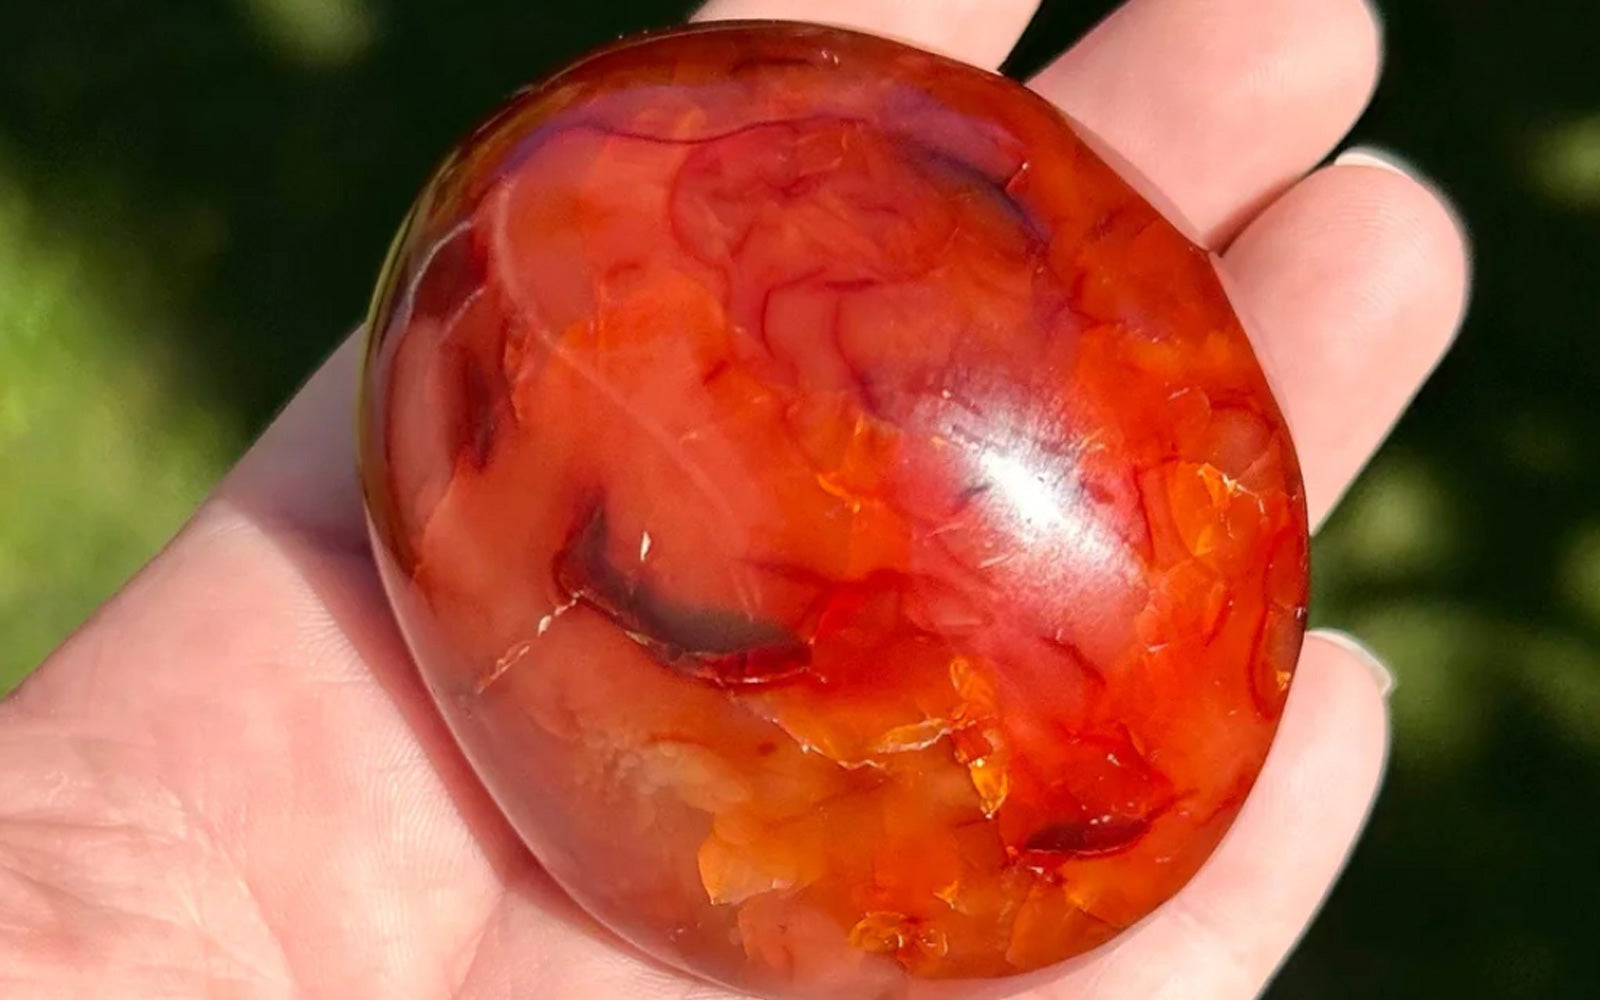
360, 24, 1307, 997
0, 3, 1467, 1000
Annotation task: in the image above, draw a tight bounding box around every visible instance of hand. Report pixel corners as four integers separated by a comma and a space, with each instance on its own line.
0, 1, 1467, 998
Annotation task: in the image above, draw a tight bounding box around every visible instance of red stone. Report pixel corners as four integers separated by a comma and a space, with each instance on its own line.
359, 21, 1309, 999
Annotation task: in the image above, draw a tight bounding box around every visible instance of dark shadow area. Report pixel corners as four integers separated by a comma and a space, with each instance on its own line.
1275, 3, 1600, 997
3, 0, 1598, 996
0, 0, 692, 428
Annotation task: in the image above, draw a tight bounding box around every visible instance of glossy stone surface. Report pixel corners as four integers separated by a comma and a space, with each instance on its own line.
360, 21, 1308, 1000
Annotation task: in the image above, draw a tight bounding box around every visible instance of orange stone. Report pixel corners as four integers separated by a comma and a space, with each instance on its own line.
359, 21, 1309, 1000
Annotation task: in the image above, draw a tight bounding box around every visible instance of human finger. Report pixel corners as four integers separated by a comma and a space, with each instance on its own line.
1222, 155, 1471, 525
1029, 630, 1392, 1000
1029, 0, 1383, 244
692, 0, 1042, 70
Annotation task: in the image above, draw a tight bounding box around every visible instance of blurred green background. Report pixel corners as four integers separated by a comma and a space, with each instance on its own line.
1, 0, 1596, 996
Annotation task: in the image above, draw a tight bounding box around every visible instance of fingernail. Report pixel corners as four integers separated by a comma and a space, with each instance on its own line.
1334, 145, 1477, 296
1334, 146, 1415, 176
1311, 628, 1395, 697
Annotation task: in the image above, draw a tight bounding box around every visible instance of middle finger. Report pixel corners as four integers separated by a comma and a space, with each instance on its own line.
1029, 0, 1383, 245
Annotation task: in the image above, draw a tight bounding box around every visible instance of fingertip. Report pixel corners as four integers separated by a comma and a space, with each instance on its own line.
1030, 624, 1393, 1000
1308, 626, 1395, 698
1279, 632, 1392, 831
1293, 630, 1393, 770
1333, 147, 1476, 323
1224, 156, 1472, 525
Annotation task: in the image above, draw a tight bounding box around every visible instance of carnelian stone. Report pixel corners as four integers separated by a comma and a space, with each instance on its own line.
359, 21, 1308, 1000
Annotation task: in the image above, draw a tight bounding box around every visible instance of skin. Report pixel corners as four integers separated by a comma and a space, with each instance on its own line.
0, 1, 1469, 998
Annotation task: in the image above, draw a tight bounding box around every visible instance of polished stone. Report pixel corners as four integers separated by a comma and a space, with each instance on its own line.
360, 21, 1309, 999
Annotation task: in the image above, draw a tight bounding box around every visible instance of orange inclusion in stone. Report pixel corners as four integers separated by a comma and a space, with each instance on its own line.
360, 21, 1309, 1000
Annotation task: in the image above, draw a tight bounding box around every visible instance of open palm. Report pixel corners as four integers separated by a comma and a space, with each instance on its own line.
0, 1, 1467, 998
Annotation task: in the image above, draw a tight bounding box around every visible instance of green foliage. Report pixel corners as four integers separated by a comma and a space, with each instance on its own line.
0, 159, 233, 686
